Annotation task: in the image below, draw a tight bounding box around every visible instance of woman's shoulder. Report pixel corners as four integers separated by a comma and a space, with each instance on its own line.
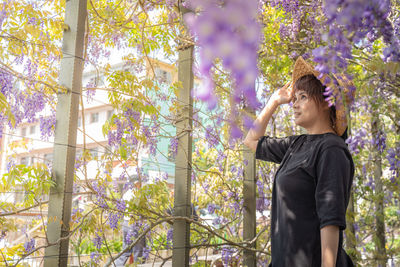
320, 133, 348, 147
315, 133, 352, 157
315, 134, 355, 171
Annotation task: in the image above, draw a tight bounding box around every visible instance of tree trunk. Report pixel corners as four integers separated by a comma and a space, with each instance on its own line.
345, 192, 358, 263
371, 112, 387, 267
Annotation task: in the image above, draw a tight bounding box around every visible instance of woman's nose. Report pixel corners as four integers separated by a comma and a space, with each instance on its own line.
292, 99, 299, 108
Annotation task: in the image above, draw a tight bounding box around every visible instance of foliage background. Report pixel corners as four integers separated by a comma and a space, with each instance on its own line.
0, 0, 398, 266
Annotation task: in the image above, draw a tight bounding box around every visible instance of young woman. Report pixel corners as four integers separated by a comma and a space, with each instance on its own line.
243, 57, 355, 267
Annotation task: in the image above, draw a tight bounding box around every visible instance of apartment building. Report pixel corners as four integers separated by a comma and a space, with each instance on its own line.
0, 59, 183, 259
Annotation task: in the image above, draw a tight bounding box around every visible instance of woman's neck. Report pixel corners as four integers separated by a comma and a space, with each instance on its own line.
305, 121, 335, 135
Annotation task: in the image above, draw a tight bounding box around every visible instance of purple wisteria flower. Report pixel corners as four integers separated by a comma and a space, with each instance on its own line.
202, 182, 210, 194
387, 147, 399, 182
124, 108, 141, 125
207, 203, 217, 214
125, 228, 135, 245
92, 181, 107, 208
142, 246, 150, 261
107, 117, 124, 147
5, 157, 15, 172
257, 179, 271, 212
24, 238, 35, 253
230, 201, 240, 215
90, 252, 101, 264
371, 129, 386, 154
166, 228, 173, 248
169, 136, 178, 158
230, 124, 243, 139
0, 68, 14, 136
365, 175, 375, 190
93, 232, 103, 250
0, 2, 7, 31
108, 211, 123, 230
115, 199, 126, 212
184, 0, 262, 114
318, 0, 399, 70
221, 246, 237, 266
345, 127, 368, 154
142, 125, 157, 155
0, 68, 13, 96
204, 126, 219, 149
85, 88, 96, 104
1, 64, 51, 134
39, 113, 56, 141
212, 217, 221, 226
86, 34, 111, 67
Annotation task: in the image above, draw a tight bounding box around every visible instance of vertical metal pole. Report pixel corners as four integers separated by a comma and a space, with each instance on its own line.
243, 107, 257, 267
172, 7, 194, 267
44, 1, 86, 266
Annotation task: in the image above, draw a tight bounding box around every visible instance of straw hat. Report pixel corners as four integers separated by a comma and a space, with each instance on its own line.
291, 56, 356, 137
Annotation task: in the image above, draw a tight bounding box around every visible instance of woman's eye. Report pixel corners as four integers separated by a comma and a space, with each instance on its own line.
301, 95, 306, 99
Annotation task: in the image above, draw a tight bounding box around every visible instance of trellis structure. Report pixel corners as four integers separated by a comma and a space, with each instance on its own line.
44, 1, 258, 266
172, 6, 194, 266
44, 0, 87, 266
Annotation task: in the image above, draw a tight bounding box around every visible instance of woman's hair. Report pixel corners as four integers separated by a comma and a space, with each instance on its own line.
293, 74, 336, 130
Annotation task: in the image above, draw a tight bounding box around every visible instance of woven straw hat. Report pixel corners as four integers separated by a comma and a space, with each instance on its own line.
291, 56, 356, 136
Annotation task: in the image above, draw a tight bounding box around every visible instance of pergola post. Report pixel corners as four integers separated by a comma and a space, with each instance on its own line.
172, 7, 194, 267
243, 107, 257, 267
44, 0, 87, 266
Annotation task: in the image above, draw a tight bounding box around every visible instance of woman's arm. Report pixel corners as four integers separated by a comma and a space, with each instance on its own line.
243, 82, 293, 152
320, 225, 339, 267
243, 99, 279, 152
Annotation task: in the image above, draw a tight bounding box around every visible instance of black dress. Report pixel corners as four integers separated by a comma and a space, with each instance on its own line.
256, 133, 355, 267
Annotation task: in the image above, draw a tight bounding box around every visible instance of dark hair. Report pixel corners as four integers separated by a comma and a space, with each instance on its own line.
293, 74, 336, 131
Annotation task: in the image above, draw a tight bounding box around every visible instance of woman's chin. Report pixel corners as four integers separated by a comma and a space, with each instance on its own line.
294, 120, 305, 128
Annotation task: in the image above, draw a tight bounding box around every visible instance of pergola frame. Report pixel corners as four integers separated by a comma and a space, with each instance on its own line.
44, 1, 257, 266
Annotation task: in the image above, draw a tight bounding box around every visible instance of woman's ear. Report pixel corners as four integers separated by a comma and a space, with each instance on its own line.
320, 99, 330, 111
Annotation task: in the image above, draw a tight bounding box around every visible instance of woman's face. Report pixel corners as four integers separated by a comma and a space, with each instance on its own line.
292, 90, 322, 128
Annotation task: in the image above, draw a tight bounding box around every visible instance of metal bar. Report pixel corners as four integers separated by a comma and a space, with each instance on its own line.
44, 0, 87, 266
172, 7, 194, 266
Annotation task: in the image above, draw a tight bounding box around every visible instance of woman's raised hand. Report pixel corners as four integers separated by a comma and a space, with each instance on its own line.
243, 81, 293, 152
270, 81, 294, 105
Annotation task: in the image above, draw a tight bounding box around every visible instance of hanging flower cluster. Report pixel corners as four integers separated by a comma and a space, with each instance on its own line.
184, 0, 262, 111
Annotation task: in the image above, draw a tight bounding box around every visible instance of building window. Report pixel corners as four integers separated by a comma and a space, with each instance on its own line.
30, 125, 36, 135
90, 113, 99, 123
20, 157, 29, 165
21, 127, 27, 137
107, 109, 114, 120
44, 153, 53, 163
155, 68, 172, 84
90, 148, 98, 159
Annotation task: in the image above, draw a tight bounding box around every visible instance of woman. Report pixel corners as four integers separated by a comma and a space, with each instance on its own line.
243, 57, 355, 267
